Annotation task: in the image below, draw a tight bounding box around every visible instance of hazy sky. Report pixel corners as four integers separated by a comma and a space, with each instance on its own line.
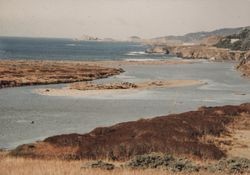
0, 0, 250, 39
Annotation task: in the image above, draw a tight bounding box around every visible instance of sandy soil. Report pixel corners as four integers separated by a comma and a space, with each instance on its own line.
228, 130, 250, 158
199, 113, 250, 160
226, 114, 250, 159
34, 80, 204, 97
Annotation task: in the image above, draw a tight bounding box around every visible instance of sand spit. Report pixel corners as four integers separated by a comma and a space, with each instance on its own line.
0, 60, 123, 89
0, 59, 198, 89
35, 80, 204, 97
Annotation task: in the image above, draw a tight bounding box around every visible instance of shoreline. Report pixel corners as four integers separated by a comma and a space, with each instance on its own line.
147, 45, 247, 61
10, 103, 250, 160
0, 59, 199, 89
0, 60, 124, 89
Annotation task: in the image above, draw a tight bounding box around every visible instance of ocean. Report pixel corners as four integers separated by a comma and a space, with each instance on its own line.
0, 37, 170, 61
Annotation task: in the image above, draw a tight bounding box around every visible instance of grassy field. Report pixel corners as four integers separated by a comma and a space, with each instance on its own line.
0, 154, 246, 175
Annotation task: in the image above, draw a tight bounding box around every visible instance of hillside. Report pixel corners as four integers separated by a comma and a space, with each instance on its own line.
215, 28, 250, 51
149, 27, 247, 45
11, 103, 250, 161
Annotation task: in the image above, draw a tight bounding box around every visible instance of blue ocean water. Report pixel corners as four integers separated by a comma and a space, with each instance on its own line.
0, 37, 170, 61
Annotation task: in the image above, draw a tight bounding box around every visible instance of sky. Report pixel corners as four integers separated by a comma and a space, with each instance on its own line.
0, 0, 250, 39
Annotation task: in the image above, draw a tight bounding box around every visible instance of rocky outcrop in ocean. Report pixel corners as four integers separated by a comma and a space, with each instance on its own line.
145, 46, 169, 54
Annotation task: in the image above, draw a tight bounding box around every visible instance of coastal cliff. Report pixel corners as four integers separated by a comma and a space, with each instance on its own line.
146, 27, 250, 61
146, 45, 246, 61
168, 45, 246, 61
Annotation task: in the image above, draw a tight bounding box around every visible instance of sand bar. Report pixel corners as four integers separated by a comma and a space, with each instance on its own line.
35, 80, 204, 97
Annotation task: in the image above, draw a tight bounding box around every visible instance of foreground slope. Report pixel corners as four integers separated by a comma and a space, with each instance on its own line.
12, 103, 250, 161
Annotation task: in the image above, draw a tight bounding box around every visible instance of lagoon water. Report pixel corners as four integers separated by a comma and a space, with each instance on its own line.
0, 37, 250, 149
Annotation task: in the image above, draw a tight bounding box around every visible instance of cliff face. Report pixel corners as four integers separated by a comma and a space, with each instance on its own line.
237, 51, 250, 77
146, 27, 250, 61
168, 45, 246, 61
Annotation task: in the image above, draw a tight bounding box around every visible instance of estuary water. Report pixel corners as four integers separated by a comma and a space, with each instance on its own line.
0, 37, 250, 149
0, 62, 250, 149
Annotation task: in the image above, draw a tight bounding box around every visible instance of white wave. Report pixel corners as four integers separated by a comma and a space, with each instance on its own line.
124, 58, 157, 61
126, 51, 147, 56
16, 120, 29, 123
115, 75, 136, 79
66, 43, 76, 46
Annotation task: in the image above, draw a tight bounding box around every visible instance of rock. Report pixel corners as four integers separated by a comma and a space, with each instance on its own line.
70, 82, 138, 90
82, 160, 115, 170
146, 46, 169, 54
237, 52, 250, 77
168, 45, 246, 61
